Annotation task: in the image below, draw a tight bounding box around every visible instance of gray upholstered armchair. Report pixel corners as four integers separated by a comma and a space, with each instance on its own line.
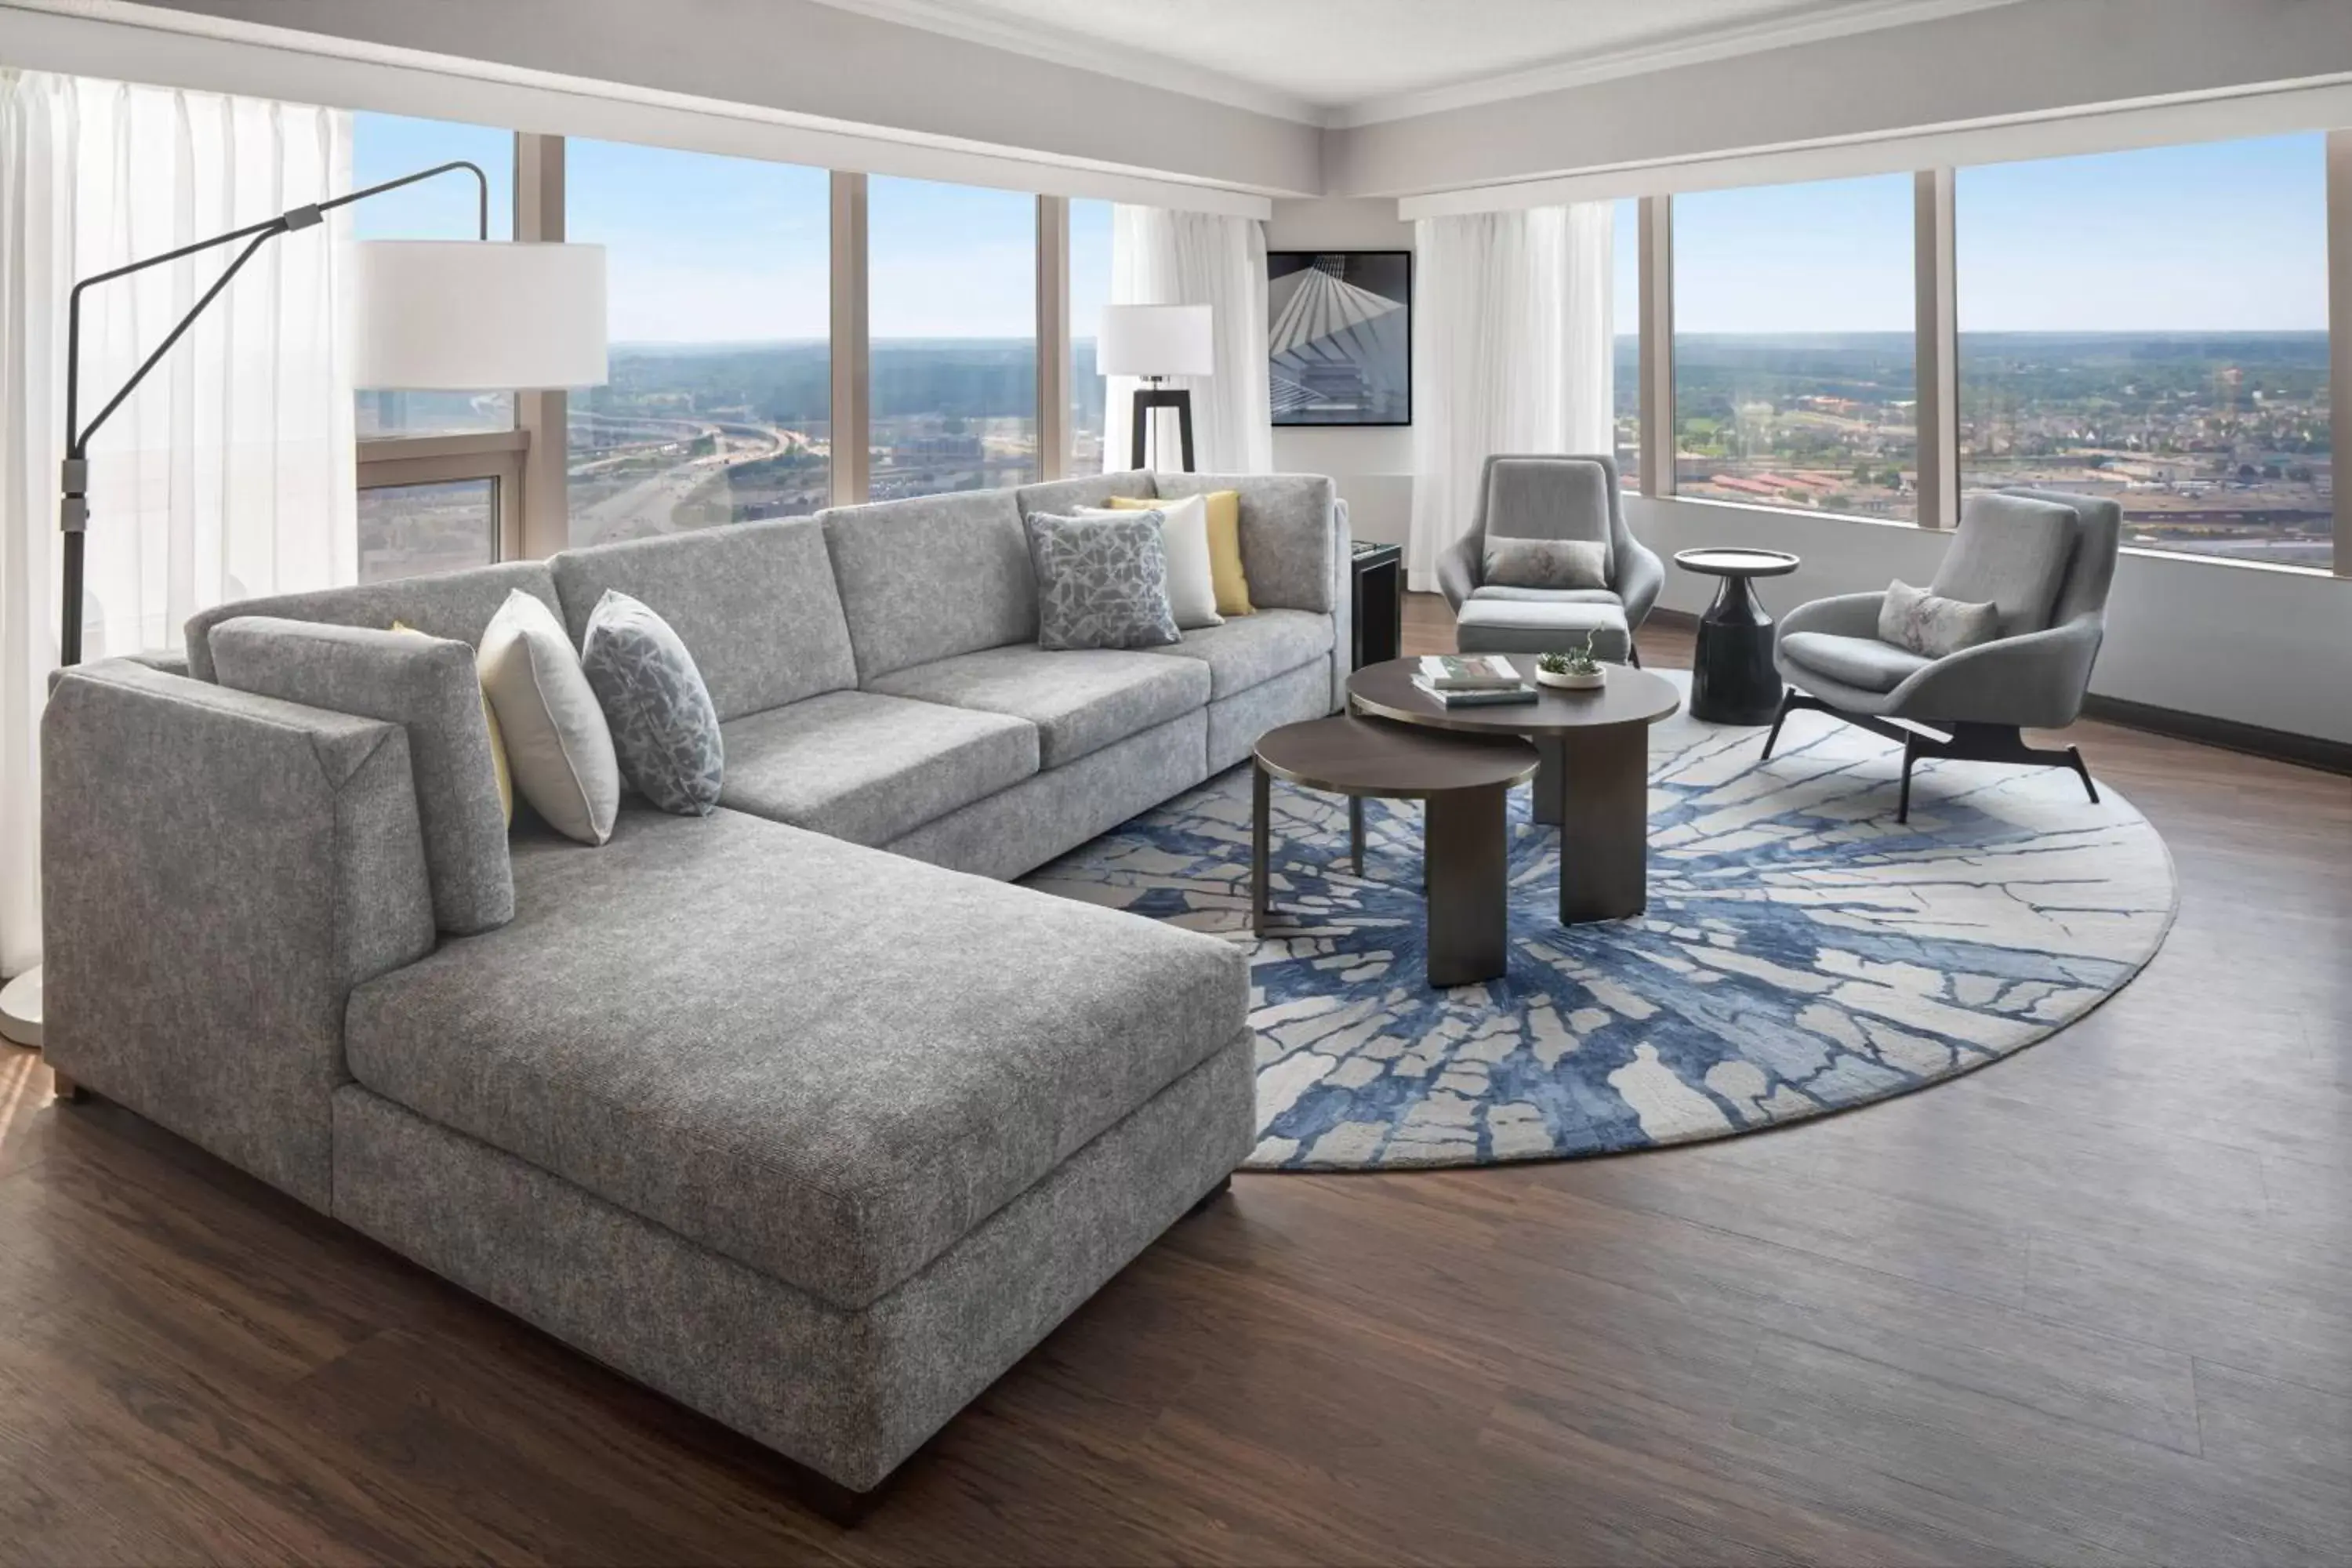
1763, 488, 2122, 822
1437, 453, 1664, 664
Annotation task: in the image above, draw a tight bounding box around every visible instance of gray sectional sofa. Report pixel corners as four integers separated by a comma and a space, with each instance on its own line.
40, 470, 1348, 1501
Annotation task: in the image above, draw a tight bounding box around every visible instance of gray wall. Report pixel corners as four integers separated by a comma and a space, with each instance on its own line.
1327, 0, 2352, 196
1265, 198, 1415, 546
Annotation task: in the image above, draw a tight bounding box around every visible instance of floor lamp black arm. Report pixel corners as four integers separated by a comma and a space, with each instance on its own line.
56, 159, 491, 668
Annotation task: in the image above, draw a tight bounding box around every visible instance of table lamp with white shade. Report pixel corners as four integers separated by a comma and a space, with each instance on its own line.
1100, 303, 1213, 472
0, 162, 606, 1053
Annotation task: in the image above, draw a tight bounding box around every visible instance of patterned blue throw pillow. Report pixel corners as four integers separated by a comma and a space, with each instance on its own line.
579, 589, 723, 816
1025, 511, 1181, 651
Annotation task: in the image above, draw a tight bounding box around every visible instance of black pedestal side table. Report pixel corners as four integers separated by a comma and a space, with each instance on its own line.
1675, 547, 1800, 725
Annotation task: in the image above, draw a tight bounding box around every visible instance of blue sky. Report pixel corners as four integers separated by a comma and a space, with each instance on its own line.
358, 115, 2330, 343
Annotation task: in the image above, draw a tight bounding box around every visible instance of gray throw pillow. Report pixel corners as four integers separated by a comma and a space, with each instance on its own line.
1483, 535, 1610, 591
1879, 578, 2002, 658
579, 590, 723, 816
1025, 512, 1181, 651
209, 615, 513, 935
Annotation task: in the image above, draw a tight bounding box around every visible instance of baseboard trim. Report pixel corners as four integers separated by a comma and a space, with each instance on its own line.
1643, 608, 2349, 775
2078, 695, 2351, 777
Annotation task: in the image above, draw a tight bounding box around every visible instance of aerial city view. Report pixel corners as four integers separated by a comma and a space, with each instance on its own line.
1650, 331, 2332, 566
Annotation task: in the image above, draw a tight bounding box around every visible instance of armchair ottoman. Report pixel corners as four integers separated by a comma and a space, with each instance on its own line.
1438, 454, 1660, 665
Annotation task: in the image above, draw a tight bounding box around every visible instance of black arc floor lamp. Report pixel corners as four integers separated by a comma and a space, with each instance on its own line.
2, 158, 607, 1049
1099, 304, 1213, 472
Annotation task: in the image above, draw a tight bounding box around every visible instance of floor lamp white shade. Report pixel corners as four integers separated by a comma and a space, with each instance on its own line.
352, 241, 610, 389
1098, 304, 1214, 379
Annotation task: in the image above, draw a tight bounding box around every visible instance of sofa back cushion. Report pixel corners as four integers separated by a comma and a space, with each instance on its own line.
1933, 492, 2078, 639
209, 616, 514, 935
1014, 470, 1156, 518
821, 488, 1037, 681
550, 518, 855, 723
183, 560, 561, 684
1152, 473, 1336, 613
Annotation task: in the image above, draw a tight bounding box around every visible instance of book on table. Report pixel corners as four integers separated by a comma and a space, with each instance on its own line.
1417, 653, 1522, 691
1410, 675, 1537, 708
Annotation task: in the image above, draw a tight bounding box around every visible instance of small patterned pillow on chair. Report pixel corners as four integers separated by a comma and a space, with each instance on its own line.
1879, 578, 2002, 658
1483, 535, 1609, 591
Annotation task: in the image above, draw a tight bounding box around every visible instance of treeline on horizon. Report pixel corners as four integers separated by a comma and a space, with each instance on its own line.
574, 332, 2326, 427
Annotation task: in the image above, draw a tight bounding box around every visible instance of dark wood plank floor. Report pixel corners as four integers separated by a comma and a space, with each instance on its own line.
5, 597, 2348, 1566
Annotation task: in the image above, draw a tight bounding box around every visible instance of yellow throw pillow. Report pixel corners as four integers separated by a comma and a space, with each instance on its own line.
1110, 491, 1252, 615
392, 622, 514, 826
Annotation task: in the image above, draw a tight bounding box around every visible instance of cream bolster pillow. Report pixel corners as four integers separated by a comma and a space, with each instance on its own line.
1879, 578, 2002, 659
477, 589, 621, 846
1074, 495, 1221, 630
1484, 535, 1609, 591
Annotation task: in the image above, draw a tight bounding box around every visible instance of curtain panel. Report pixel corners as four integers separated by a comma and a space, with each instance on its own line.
1406, 203, 1615, 592
1104, 205, 1273, 476
0, 71, 354, 978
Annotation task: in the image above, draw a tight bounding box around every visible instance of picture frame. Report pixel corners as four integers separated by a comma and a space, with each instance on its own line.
1267, 250, 1412, 426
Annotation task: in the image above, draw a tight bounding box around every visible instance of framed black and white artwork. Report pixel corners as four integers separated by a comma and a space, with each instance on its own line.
1267, 250, 1412, 426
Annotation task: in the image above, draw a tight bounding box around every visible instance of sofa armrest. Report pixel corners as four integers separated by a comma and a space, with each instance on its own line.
1888, 613, 2106, 729
41, 659, 437, 1210
1616, 533, 1665, 631
1778, 590, 1887, 642
1436, 532, 1479, 610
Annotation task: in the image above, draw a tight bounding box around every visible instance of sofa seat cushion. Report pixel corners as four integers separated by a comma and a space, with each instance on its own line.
343, 804, 1249, 1312
719, 690, 1039, 845
1142, 608, 1333, 699
1779, 630, 1932, 695
1468, 585, 1624, 608
867, 644, 1210, 768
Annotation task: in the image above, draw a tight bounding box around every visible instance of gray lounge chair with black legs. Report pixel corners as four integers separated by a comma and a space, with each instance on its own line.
1437, 453, 1663, 665
1762, 488, 2122, 822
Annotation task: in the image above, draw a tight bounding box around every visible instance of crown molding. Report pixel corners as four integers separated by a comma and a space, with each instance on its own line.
802, 0, 1330, 126
1327, 0, 2033, 128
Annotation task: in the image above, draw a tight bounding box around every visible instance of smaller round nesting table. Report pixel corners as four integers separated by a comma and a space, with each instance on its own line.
1253, 716, 1538, 988
1675, 547, 1800, 725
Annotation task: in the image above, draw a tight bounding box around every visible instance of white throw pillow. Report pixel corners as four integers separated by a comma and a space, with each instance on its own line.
477, 589, 621, 846
1076, 496, 1222, 631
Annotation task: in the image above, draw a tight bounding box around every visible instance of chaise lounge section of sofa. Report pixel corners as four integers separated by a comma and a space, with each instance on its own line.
40, 471, 1343, 1502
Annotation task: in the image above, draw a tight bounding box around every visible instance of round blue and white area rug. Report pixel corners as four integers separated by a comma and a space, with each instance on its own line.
1024, 674, 2178, 1172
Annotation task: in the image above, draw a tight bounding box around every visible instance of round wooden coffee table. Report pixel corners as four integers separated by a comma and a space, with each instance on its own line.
1347, 657, 1681, 924
1253, 715, 1538, 987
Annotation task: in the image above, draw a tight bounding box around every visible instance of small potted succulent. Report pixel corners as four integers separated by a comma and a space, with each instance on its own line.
1536, 633, 1607, 691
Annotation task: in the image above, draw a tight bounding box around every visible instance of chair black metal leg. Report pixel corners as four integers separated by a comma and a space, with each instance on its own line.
1759, 686, 1797, 760
1896, 735, 1920, 824
2068, 746, 2100, 804
1626, 639, 1642, 669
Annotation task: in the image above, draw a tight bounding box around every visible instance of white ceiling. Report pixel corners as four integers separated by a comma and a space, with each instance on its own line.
815, 0, 2031, 125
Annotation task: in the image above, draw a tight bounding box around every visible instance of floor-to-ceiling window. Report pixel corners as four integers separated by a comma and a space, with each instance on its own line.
1613, 197, 1640, 482
563, 140, 829, 548
1671, 172, 1918, 520
867, 176, 1039, 498
1958, 133, 2332, 569
1070, 197, 1113, 475
350, 112, 518, 582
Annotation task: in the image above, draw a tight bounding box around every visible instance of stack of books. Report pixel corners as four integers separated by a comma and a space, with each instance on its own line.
1411, 654, 1537, 707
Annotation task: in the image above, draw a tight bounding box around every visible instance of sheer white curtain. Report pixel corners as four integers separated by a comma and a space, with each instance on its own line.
1406, 203, 1615, 591
0, 71, 354, 979
1104, 204, 1272, 474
